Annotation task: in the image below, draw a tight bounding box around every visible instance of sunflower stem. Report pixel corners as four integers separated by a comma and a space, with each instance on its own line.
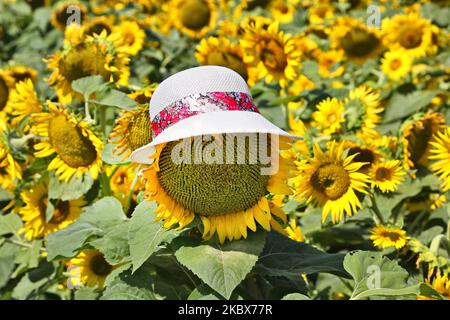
369, 194, 385, 225
84, 96, 93, 123
99, 172, 111, 197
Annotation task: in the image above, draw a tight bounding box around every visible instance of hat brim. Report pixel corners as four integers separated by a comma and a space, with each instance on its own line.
130, 111, 302, 164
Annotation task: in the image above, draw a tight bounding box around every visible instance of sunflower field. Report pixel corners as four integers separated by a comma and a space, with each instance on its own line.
0, 0, 449, 302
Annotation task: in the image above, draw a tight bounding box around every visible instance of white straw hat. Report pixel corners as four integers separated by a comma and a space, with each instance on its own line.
130, 65, 301, 164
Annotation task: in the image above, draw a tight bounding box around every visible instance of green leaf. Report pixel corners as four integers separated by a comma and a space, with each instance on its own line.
187, 285, 221, 300
383, 91, 437, 123
0, 257, 15, 289
0, 213, 22, 237
89, 222, 130, 265
255, 232, 347, 281
101, 143, 131, 165
72, 75, 105, 97
48, 173, 94, 201
128, 201, 179, 272
74, 287, 100, 300
175, 231, 265, 299
11, 261, 55, 300
13, 240, 42, 276
90, 88, 136, 110
344, 251, 414, 300
101, 268, 162, 300
46, 197, 126, 260
281, 293, 311, 300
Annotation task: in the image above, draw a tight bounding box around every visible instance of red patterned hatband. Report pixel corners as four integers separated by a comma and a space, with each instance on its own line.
151, 91, 260, 137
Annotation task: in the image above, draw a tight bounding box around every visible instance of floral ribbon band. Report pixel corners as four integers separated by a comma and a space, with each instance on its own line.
151, 91, 260, 137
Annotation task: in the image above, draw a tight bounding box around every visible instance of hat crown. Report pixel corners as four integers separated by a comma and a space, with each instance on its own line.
149, 66, 251, 119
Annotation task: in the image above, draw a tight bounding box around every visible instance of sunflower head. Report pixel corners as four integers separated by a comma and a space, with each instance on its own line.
171, 0, 217, 39
51, 1, 87, 30
113, 20, 146, 56
402, 112, 445, 173
19, 179, 85, 240
331, 17, 381, 63
84, 16, 114, 37
109, 106, 153, 160
370, 225, 410, 249
68, 250, 114, 288
381, 13, 439, 58
429, 126, 450, 191
381, 50, 413, 81
0, 71, 13, 111
196, 37, 249, 81
47, 31, 130, 103
370, 160, 405, 193
312, 97, 344, 136
32, 102, 103, 182
5, 66, 38, 85
142, 134, 293, 243
294, 141, 371, 223
241, 19, 301, 87
0, 133, 22, 191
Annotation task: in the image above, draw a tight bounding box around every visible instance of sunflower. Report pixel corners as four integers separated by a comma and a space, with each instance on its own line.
169, 0, 217, 39
141, 134, 294, 244
84, 16, 114, 37
0, 133, 22, 191
294, 141, 371, 223
381, 12, 440, 58
401, 112, 445, 174
317, 50, 345, 78
344, 85, 383, 136
5, 66, 38, 85
68, 250, 114, 288
308, 3, 334, 25
46, 31, 130, 104
285, 218, 304, 242
330, 16, 382, 63
343, 141, 383, 173
267, 0, 297, 24
109, 106, 153, 160
417, 273, 450, 300
50, 1, 88, 30
429, 126, 450, 191
196, 37, 251, 82
32, 101, 104, 182
106, 165, 142, 210
381, 50, 413, 81
370, 160, 405, 193
127, 84, 158, 106
5, 79, 42, 129
312, 97, 344, 136
370, 225, 410, 249
19, 180, 85, 240
113, 20, 146, 56
241, 19, 301, 87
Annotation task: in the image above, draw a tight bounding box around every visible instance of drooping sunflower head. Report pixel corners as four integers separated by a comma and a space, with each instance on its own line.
109, 106, 153, 160
312, 97, 344, 136
381, 50, 413, 82
47, 31, 130, 103
331, 17, 382, 63
32, 101, 104, 182
142, 134, 293, 243
344, 85, 383, 136
370, 160, 406, 193
401, 112, 445, 174
113, 20, 146, 56
196, 37, 250, 82
370, 225, 410, 249
429, 126, 450, 191
381, 12, 440, 58
170, 0, 217, 39
68, 250, 114, 288
294, 141, 371, 224
19, 179, 85, 240
417, 273, 450, 300
51, 1, 87, 30
241, 19, 301, 87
